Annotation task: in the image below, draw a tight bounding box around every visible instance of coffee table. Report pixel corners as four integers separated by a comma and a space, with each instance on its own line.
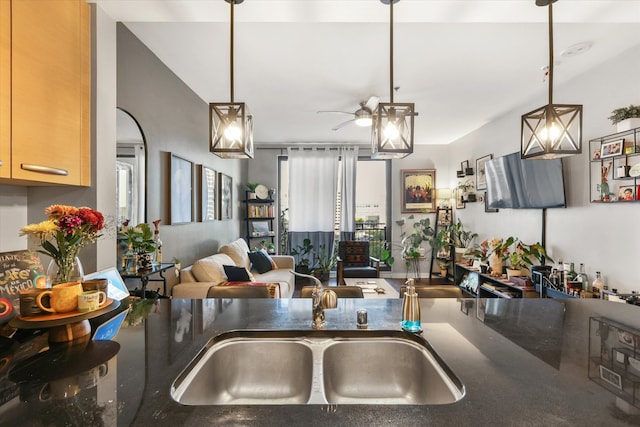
343, 278, 400, 299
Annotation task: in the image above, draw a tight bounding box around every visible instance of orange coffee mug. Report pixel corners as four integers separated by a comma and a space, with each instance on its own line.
36, 282, 83, 313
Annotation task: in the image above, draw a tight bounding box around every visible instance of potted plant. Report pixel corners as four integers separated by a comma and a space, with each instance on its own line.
118, 222, 157, 270
290, 238, 314, 274
499, 237, 554, 278
311, 242, 337, 282
438, 259, 450, 277
449, 219, 478, 263
608, 104, 640, 132
457, 179, 476, 202
246, 183, 260, 199
400, 215, 435, 279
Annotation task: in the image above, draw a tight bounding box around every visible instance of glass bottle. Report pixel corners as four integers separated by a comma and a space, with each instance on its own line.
154, 231, 163, 264
566, 262, 577, 282
592, 271, 604, 298
578, 263, 590, 291
556, 259, 565, 292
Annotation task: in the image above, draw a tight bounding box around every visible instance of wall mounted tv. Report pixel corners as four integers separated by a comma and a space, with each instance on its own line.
485, 152, 566, 209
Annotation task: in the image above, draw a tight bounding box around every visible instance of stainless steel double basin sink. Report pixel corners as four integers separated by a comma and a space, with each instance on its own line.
171, 329, 465, 405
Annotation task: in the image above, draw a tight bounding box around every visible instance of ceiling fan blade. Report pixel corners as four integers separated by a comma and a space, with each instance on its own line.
332, 119, 355, 131
364, 95, 380, 112
317, 110, 355, 115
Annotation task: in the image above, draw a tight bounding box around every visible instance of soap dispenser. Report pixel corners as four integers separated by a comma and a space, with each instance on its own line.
401, 279, 422, 333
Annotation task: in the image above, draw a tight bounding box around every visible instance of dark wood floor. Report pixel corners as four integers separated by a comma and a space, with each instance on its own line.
292, 276, 452, 297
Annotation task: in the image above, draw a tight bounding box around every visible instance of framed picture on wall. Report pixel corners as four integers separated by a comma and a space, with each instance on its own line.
199, 165, 217, 221
218, 172, 233, 220
401, 169, 436, 213
476, 154, 492, 190
170, 154, 193, 224
455, 189, 465, 209
600, 139, 624, 158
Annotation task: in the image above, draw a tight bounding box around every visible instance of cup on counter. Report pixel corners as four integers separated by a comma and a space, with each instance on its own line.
36, 282, 83, 313
77, 290, 107, 313
19, 288, 49, 317
82, 278, 108, 295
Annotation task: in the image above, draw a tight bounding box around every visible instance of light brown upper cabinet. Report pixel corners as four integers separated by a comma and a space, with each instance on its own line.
0, 0, 90, 186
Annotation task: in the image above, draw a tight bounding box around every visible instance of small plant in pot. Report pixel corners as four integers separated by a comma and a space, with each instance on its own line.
311, 242, 337, 282
291, 238, 314, 275
438, 260, 450, 276
246, 183, 260, 199
457, 179, 476, 203
449, 220, 478, 263
609, 104, 640, 131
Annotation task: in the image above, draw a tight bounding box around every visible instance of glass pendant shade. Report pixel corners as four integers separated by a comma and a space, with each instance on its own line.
371, 103, 414, 159
521, 103, 582, 159
210, 102, 254, 159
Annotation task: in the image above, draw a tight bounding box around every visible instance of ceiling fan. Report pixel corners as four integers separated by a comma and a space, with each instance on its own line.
317, 95, 379, 131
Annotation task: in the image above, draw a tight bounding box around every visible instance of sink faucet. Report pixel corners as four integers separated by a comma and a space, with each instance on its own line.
290, 271, 338, 329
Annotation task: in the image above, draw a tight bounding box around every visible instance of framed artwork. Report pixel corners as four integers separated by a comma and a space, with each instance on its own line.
599, 365, 622, 390
455, 189, 465, 209
218, 172, 233, 220
199, 165, 217, 221
437, 208, 452, 226
170, 154, 193, 224
476, 154, 493, 190
617, 185, 635, 201
484, 191, 498, 212
600, 139, 624, 158
401, 169, 436, 213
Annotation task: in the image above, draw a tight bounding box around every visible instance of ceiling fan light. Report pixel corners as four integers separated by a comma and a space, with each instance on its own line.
354, 109, 372, 127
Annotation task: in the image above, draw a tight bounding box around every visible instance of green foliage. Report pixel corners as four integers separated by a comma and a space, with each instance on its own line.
311, 242, 337, 272
449, 219, 478, 248
290, 238, 314, 267
246, 182, 260, 192
608, 105, 640, 125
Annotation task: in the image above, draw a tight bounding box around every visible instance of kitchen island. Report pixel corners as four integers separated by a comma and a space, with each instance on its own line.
0, 297, 639, 426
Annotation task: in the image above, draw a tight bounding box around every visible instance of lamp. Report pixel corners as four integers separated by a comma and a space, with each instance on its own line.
521, 0, 582, 159
371, 0, 415, 159
436, 188, 452, 207
210, 0, 254, 159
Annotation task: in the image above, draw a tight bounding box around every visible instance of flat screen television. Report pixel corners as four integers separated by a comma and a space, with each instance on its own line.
485, 152, 566, 209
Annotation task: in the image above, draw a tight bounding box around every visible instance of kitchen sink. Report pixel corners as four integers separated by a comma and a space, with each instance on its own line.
171, 329, 465, 405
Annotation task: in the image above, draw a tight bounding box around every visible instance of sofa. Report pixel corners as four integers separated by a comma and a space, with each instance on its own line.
171, 238, 295, 299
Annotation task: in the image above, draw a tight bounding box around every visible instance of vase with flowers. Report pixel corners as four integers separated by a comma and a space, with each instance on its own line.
20, 204, 104, 286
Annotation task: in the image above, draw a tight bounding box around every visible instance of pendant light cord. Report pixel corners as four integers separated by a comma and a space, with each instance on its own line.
389, 0, 394, 104
547, 1, 553, 105
230, 1, 235, 103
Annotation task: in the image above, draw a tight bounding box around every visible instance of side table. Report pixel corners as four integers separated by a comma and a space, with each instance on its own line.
119, 263, 174, 297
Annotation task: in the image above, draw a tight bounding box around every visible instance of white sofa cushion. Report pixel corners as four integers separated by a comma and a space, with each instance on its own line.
191, 253, 235, 284
219, 238, 251, 271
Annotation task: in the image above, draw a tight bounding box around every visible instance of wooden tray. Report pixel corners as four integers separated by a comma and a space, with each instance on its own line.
9, 299, 119, 329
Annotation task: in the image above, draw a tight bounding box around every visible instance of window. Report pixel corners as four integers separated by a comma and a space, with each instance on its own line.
278, 156, 390, 259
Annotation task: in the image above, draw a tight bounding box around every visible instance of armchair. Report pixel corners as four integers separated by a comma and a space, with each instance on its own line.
336, 240, 380, 285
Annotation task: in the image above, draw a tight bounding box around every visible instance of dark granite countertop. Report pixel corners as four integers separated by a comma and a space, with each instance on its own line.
1, 297, 639, 426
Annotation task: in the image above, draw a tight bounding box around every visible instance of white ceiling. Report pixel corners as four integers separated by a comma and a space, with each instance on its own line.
92, 0, 640, 146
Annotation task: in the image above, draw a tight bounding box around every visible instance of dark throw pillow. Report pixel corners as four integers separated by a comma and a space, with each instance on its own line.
248, 250, 274, 274
223, 265, 251, 282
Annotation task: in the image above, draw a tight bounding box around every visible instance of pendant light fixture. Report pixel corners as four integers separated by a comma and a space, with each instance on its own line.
521, 0, 582, 159
371, 0, 415, 159
210, 0, 254, 159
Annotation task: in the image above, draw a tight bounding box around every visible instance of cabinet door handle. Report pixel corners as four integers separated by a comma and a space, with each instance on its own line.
21, 163, 69, 176
0, 160, 3, 167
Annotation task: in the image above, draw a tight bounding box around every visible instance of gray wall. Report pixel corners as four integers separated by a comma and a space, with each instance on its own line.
117, 24, 247, 280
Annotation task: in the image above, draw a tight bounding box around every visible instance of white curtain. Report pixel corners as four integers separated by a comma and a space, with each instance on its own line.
339, 146, 358, 240
287, 147, 339, 232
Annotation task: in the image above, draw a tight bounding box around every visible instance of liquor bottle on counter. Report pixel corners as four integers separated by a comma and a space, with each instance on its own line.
592, 271, 604, 298
566, 262, 577, 282
577, 263, 589, 291
556, 260, 567, 292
